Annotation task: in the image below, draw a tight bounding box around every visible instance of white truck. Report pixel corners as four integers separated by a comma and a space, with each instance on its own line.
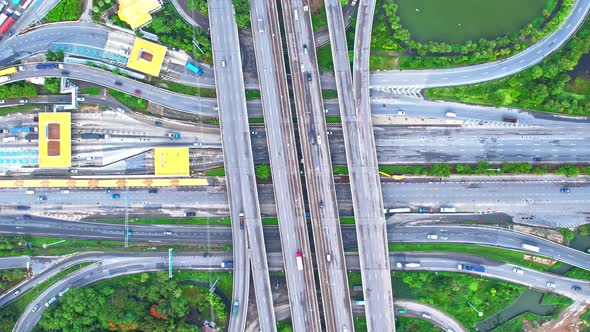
440, 207, 456, 213
0, 75, 10, 83
296, 251, 303, 271
388, 207, 411, 213
521, 243, 540, 253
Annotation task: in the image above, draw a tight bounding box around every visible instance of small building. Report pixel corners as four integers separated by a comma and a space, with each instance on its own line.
117, 0, 162, 30
39, 112, 71, 168
154, 147, 189, 176
126, 37, 167, 77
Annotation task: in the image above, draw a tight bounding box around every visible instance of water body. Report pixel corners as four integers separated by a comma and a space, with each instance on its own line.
395, 0, 547, 44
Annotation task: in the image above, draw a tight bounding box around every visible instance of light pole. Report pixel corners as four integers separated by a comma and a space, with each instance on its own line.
467, 301, 484, 317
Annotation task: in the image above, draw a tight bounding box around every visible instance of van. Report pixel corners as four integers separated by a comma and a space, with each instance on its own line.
258, 18, 264, 32
61, 189, 70, 194
445, 112, 456, 117
26, 190, 35, 195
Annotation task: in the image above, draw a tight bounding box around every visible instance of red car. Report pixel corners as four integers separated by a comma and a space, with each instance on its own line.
134, 89, 141, 95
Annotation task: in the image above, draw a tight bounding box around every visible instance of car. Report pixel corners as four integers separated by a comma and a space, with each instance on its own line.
19, 98, 28, 104
546, 282, 556, 288
426, 234, 438, 240
421, 313, 431, 319
319, 200, 324, 209
69, 169, 78, 173
303, 44, 308, 54
185, 211, 196, 217
114, 81, 122, 86
0, 99, 4, 104
396, 309, 406, 314
61, 70, 70, 76
165, 231, 172, 235
31, 304, 40, 312
571, 285, 582, 291
397, 111, 406, 115
221, 59, 226, 67
148, 188, 158, 193
533, 157, 542, 162
274, 278, 280, 289
77, 97, 85, 102
61, 189, 70, 194
105, 189, 113, 193
512, 268, 524, 275
86, 156, 95, 161
172, 47, 179, 51
8, 30, 14, 37
38, 196, 47, 201
445, 112, 456, 117
307, 72, 312, 81
13, 289, 20, 295
154, 121, 163, 127
134, 89, 141, 95
119, 49, 130, 56
560, 188, 571, 193
112, 193, 120, 199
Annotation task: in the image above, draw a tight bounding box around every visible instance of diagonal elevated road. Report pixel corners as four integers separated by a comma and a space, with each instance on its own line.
207, 0, 276, 330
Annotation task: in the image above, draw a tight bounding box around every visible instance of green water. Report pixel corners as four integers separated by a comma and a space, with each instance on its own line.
395, 0, 548, 44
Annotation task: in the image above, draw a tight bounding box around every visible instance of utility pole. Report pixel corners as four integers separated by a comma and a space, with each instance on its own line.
168, 248, 173, 279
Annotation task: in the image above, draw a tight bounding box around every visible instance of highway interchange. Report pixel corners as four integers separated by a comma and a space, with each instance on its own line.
0, 0, 589, 330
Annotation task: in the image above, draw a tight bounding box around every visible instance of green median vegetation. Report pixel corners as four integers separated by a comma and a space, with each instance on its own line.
564, 267, 590, 281
311, 4, 328, 31
80, 87, 102, 95
386, 243, 562, 272
579, 224, 590, 236
156, 81, 217, 98
332, 162, 590, 178
108, 89, 148, 112
93, 217, 232, 226
0, 262, 91, 331
37, 271, 232, 331
277, 319, 293, 332
426, 17, 590, 115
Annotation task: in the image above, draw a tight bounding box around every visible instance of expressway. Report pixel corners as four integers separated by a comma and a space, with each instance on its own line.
8, 250, 590, 331
281, 0, 353, 328
370, 0, 590, 88
207, 0, 276, 330
249, 0, 322, 330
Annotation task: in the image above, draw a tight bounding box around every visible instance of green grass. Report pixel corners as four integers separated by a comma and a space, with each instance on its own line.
395, 316, 439, 332
248, 117, 265, 124
354, 317, 368, 331
311, 4, 328, 31
205, 167, 226, 176
333, 165, 349, 175
93, 217, 232, 226
0, 262, 91, 331
0, 104, 39, 115
387, 243, 560, 272
45, 0, 83, 22
317, 45, 334, 71
321, 90, 339, 99
370, 53, 399, 70
174, 270, 234, 297
325, 115, 342, 123
245, 89, 261, 100
79, 87, 102, 95
262, 217, 279, 225
158, 81, 217, 98
494, 312, 553, 332
108, 89, 148, 112
277, 320, 293, 332
564, 267, 590, 280
579, 224, 590, 236
541, 293, 574, 317
340, 217, 355, 224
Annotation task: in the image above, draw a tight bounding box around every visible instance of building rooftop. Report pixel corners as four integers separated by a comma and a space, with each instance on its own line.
154, 147, 189, 176
117, 0, 161, 30
39, 112, 71, 168
126, 37, 167, 77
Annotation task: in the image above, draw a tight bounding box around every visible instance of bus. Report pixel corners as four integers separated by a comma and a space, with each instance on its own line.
186, 62, 202, 75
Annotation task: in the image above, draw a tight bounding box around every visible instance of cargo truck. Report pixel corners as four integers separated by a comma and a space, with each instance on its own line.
0, 15, 15, 35
0, 75, 10, 83
503, 117, 518, 123
521, 243, 540, 253
80, 133, 109, 139
10, 126, 37, 133
239, 212, 244, 229
35, 63, 63, 70
457, 264, 485, 272
302, 0, 309, 11
2, 136, 16, 142
0, 8, 12, 27
388, 207, 411, 213
296, 251, 303, 271
167, 132, 180, 139
221, 261, 233, 268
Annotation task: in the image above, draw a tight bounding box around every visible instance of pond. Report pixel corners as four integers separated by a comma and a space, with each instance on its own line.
395, 0, 548, 44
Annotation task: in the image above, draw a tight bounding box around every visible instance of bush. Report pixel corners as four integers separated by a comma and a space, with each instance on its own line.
0, 82, 38, 99
556, 164, 580, 178
45, 50, 64, 62
255, 164, 271, 179
44, 78, 61, 94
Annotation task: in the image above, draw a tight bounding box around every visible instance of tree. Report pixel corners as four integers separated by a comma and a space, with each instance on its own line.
255, 164, 271, 179
44, 78, 61, 94
556, 164, 580, 177
45, 50, 64, 62
429, 164, 451, 177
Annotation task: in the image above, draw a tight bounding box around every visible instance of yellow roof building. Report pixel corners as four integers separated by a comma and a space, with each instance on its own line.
39, 112, 71, 168
126, 37, 167, 76
117, 0, 162, 30
154, 147, 189, 176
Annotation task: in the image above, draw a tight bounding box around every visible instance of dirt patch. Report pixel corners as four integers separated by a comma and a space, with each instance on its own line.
523, 254, 557, 267
310, 0, 323, 13
513, 225, 565, 244
537, 302, 589, 332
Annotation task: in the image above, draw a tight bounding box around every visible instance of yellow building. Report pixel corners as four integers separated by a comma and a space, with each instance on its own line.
126, 37, 167, 76
117, 0, 162, 30
154, 147, 189, 176
39, 112, 71, 168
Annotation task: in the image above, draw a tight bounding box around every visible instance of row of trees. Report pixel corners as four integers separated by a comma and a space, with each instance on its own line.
0, 82, 38, 99
380, 162, 590, 178
147, 4, 212, 60
380, 0, 575, 69
428, 18, 590, 116
38, 271, 228, 331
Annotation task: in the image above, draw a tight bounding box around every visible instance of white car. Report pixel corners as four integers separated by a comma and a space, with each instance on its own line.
546, 282, 556, 288
512, 268, 524, 275
421, 313, 431, 319
0, 99, 5, 104
77, 97, 85, 102
445, 112, 457, 117
397, 111, 406, 115
426, 234, 438, 240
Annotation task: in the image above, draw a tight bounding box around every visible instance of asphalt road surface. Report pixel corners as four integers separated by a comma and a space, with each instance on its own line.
208, 0, 276, 329
370, 0, 590, 88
